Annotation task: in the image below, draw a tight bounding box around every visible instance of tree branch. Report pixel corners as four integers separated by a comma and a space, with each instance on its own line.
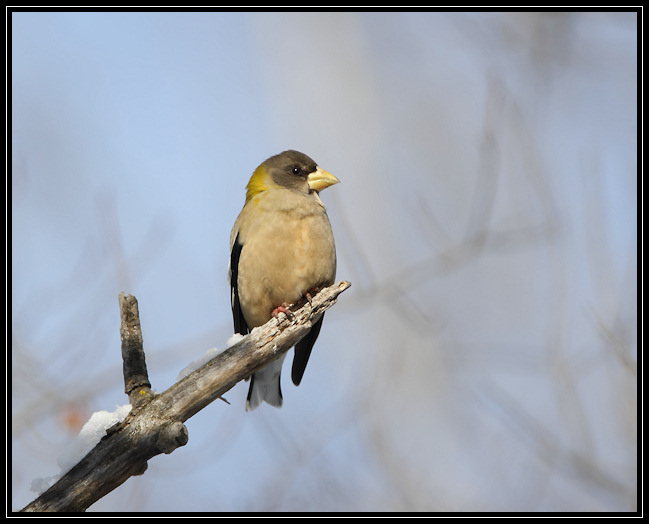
21, 281, 351, 512
119, 292, 154, 407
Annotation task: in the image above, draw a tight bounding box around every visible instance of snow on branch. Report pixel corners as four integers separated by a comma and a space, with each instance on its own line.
21, 281, 351, 512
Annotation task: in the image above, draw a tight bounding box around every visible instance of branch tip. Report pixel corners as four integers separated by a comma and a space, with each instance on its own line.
118, 293, 152, 405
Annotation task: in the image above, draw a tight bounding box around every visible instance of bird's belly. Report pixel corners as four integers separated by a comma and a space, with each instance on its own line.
238, 216, 335, 328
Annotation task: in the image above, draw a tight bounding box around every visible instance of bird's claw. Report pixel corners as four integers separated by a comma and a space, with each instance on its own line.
271, 303, 294, 319
304, 287, 322, 304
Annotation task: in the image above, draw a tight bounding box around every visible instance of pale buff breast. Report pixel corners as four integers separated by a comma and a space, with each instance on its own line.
233, 189, 336, 328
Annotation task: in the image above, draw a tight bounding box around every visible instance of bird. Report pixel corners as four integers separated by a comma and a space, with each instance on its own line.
229, 150, 339, 411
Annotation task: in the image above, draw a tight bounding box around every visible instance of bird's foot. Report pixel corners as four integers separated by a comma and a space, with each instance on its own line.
304, 287, 322, 304
271, 303, 293, 319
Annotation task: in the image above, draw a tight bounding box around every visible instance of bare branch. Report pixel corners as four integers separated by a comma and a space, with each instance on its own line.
21, 281, 351, 512
119, 292, 153, 407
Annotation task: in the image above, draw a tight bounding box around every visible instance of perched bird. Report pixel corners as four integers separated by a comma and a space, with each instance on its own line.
229, 150, 339, 411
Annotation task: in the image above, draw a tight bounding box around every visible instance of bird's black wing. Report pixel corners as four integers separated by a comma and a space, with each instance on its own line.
230, 232, 249, 335
291, 313, 324, 386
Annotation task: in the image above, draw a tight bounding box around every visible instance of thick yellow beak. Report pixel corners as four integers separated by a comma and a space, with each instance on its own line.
307, 166, 339, 192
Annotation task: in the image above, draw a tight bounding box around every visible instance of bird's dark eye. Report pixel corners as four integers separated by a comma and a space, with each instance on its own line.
292, 167, 302, 176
